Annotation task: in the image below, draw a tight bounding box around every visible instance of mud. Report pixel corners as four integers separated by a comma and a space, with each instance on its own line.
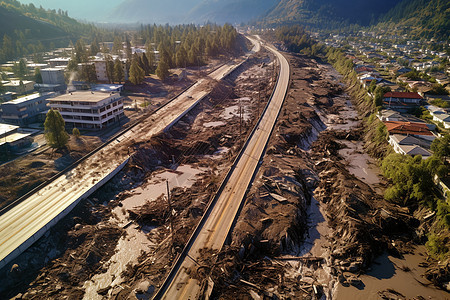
0, 47, 276, 299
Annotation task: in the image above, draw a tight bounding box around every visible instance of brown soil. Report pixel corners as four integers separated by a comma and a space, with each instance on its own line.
0, 136, 102, 210
0, 48, 276, 299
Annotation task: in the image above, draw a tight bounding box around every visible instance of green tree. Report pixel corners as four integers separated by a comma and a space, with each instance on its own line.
114, 59, 125, 84
129, 59, 145, 85
105, 56, 115, 83
112, 37, 122, 55
431, 135, 450, 159
14, 58, 28, 79
156, 59, 170, 81
125, 37, 132, 59
34, 67, 43, 84
44, 109, 69, 149
72, 127, 81, 138
90, 37, 100, 56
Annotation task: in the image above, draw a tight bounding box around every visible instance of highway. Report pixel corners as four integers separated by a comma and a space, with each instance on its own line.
156, 41, 290, 299
0, 39, 260, 270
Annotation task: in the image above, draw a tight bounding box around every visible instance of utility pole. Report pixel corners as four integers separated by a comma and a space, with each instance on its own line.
166, 180, 174, 251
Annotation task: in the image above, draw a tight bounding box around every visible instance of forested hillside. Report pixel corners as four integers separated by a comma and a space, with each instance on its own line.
377, 0, 449, 40
0, 0, 98, 62
262, 0, 403, 28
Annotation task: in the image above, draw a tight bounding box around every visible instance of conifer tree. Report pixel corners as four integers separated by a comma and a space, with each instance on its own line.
44, 109, 69, 149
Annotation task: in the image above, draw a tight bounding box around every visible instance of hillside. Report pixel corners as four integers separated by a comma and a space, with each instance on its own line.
0, 5, 66, 41
109, 0, 202, 24
377, 0, 450, 40
185, 0, 278, 24
109, 0, 277, 24
262, 0, 403, 27
0, 0, 97, 62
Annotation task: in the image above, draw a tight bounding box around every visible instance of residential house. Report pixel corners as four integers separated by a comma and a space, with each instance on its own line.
383, 92, 423, 112
426, 105, 450, 129
388, 134, 432, 159
384, 121, 436, 141
378, 109, 436, 130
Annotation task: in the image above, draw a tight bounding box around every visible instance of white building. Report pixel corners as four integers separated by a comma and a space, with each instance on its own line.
389, 134, 432, 159
48, 92, 124, 129
426, 105, 450, 129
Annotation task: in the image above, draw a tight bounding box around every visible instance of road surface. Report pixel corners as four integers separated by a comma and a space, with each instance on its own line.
156, 41, 290, 299
0, 38, 260, 270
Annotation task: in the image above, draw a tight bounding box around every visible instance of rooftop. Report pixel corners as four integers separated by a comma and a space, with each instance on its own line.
3, 93, 42, 105
0, 123, 19, 135
384, 92, 423, 99
384, 121, 434, 136
49, 91, 120, 103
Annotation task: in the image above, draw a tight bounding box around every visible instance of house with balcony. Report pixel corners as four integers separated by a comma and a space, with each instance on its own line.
48, 91, 124, 129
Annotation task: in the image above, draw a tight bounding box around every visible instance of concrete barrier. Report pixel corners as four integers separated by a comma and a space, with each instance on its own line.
0, 158, 129, 270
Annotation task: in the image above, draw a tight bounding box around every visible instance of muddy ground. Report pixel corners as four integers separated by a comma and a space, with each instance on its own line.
0, 58, 231, 212
0, 48, 276, 299
208, 53, 443, 300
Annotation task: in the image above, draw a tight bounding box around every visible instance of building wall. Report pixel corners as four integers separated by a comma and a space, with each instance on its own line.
0, 94, 50, 126
41, 69, 65, 85
49, 93, 124, 129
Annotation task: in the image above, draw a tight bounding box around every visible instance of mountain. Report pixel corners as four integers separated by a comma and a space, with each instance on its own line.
263, 0, 404, 27
0, 5, 66, 41
185, 0, 279, 24
109, 0, 202, 24
108, 0, 277, 24
378, 0, 449, 40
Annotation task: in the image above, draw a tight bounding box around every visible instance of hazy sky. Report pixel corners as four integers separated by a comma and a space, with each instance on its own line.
25, 0, 123, 20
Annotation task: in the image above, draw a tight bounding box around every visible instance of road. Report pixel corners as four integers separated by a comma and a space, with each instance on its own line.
156, 41, 290, 299
0, 39, 260, 270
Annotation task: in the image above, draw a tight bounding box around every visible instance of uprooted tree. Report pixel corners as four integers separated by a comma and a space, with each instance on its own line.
44, 109, 69, 149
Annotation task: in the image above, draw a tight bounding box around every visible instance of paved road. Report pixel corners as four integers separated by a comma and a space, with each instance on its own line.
157, 41, 290, 299
0, 39, 260, 270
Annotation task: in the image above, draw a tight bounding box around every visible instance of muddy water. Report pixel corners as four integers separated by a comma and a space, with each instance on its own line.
312, 66, 449, 299
82, 164, 205, 299
336, 246, 450, 300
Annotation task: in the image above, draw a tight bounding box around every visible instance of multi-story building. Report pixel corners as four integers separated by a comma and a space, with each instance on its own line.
0, 93, 51, 126
93, 58, 129, 82
41, 68, 66, 85
48, 91, 124, 129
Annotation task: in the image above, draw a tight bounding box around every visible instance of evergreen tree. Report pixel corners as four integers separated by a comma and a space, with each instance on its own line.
141, 53, 151, 75
34, 67, 43, 84
125, 37, 132, 59
129, 59, 145, 85
14, 58, 28, 79
112, 37, 122, 55
44, 109, 69, 149
105, 55, 115, 83
156, 59, 170, 81
90, 37, 100, 56
114, 59, 125, 84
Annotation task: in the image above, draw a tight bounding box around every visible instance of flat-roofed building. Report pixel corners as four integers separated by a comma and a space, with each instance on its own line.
0, 93, 52, 126
93, 58, 128, 82
3, 80, 35, 94
48, 91, 124, 129
0, 123, 33, 152
41, 68, 65, 85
